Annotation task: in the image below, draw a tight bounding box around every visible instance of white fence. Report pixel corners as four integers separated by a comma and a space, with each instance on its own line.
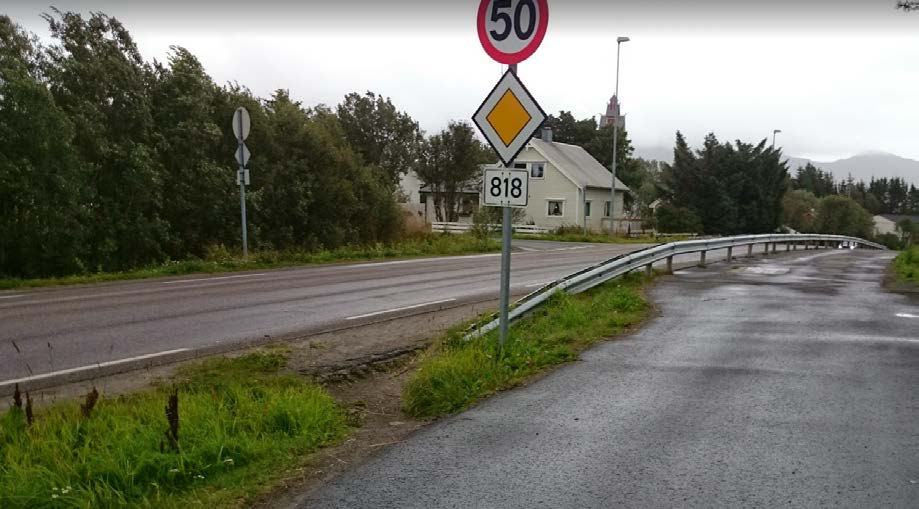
431, 222, 550, 235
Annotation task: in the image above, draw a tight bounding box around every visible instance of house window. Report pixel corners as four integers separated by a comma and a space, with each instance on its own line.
547, 200, 564, 217
530, 162, 545, 179
420, 194, 427, 204
604, 201, 611, 217
585, 201, 592, 217
514, 163, 527, 169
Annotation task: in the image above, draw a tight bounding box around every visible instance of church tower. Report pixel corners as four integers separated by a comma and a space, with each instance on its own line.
603, 95, 626, 129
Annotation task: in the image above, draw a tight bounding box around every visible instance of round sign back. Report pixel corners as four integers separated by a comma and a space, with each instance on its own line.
477, 0, 549, 65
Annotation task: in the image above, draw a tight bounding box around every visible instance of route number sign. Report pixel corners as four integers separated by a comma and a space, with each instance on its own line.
477, 0, 549, 64
483, 168, 529, 208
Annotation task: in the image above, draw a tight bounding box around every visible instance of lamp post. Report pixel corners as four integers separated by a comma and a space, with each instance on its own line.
610, 36, 630, 237
772, 129, 782, 149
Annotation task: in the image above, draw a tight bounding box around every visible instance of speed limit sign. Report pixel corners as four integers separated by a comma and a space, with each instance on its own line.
477, 0, 549, 65
483, 168, 529, 208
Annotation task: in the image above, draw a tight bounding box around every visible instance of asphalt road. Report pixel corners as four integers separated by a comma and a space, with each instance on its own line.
300, 249, 919, 508
1, 240, 665, 389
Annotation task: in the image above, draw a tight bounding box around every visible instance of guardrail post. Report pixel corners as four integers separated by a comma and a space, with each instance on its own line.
764, 243, 769, 255
645, 264, 653, 277
747, 244, 753, 258
699, 250, 707, 267
793, 242, 797, 250
726, 246, 733, 262
666, 255, 673, 274
786, 242, 791, 252
772, 242, 777, 253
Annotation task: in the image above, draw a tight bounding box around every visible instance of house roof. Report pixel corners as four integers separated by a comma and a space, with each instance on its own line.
528, 138, 630, 192
875, 214, 919, 223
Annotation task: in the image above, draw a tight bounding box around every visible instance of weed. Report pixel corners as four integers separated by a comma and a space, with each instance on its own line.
0, 352, 347, 508
12, 384, 21, 409
163, 387, 180, 452
24, 393, 33, 426
79, 387, 99, 419
894, 246, 918, 284
404, 273, 651, 419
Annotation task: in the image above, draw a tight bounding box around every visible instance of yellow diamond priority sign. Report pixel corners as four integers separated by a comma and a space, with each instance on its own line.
473, 70, 546, 166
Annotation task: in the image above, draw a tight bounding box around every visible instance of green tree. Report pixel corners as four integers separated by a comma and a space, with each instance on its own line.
661, 132, 787, 235
151, 46, 237, 258
540, 111, 596, 147
416, 122, 491, 222
655, 203, 702, 234
43, 9, 167, 270
256, 91, 401, 250
0, 16, 89, 277
895, 218, 915, 246
336, 91, 423, 189
792, 163, 836, 197
813, 195, 874, 238
782, 190, 819, 232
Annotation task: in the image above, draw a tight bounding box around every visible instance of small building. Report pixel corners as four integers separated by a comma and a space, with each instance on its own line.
874, 214, 919, 236
485, 127, 631, 233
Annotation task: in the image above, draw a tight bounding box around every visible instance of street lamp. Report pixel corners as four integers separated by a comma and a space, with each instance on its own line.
772, 129, 782, 149
610, 36, 630, 237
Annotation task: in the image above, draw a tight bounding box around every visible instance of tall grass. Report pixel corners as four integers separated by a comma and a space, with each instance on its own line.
894, 245, 918, 284
0, 233, 500, 290
403, 273, 650, 418
0, 352, 347, 508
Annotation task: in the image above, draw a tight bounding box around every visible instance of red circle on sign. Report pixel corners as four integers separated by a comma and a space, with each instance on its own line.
477, 0, 549, 65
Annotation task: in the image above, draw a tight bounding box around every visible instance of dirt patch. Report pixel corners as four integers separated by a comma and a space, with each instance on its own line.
249, 355, 425, 509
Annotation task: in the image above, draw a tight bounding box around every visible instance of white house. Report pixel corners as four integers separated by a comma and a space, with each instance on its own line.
485, 128, 631, 233
874, 214, 919, 236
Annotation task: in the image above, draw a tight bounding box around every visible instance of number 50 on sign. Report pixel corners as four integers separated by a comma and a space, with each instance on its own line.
483, 168, 529, 208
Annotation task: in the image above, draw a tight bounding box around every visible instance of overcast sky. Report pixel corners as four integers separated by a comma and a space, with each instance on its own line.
7, 0, 919, 162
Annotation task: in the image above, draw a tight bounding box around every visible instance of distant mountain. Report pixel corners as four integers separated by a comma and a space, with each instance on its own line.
785, 152, 919, 185
635, 146, 919, 186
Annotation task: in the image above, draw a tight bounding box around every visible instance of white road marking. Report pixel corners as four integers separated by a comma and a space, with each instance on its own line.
350, 254, 500, 268
346, 298, 456, 321
162, 273, 268, 284
0, 348, 191, 388
0, 294, 23, 300
896, 313, 918, 319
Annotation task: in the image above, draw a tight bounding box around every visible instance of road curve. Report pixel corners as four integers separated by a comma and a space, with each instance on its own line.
0, 240, 655, 388
299, 249, 919, 508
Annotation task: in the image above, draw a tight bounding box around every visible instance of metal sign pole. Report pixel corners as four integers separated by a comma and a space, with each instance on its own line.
237, 114, 248, 259
498, 63, 518, 347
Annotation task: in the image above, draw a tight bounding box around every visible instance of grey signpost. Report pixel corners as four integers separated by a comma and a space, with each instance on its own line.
474, 0, 549, 345
232, 107, 251, 258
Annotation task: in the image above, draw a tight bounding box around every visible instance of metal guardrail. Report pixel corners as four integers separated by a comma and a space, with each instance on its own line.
465, 233, 886, 339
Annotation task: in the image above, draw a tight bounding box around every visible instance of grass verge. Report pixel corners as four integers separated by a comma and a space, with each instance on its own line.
0, 234, 499, 291
894, 246, 918, 285
403, 273, 651, 419
0, 351, 348, 508
514, 232, 690, 244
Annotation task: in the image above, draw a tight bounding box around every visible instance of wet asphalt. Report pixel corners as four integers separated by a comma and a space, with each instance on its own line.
299, 249, 919, 508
